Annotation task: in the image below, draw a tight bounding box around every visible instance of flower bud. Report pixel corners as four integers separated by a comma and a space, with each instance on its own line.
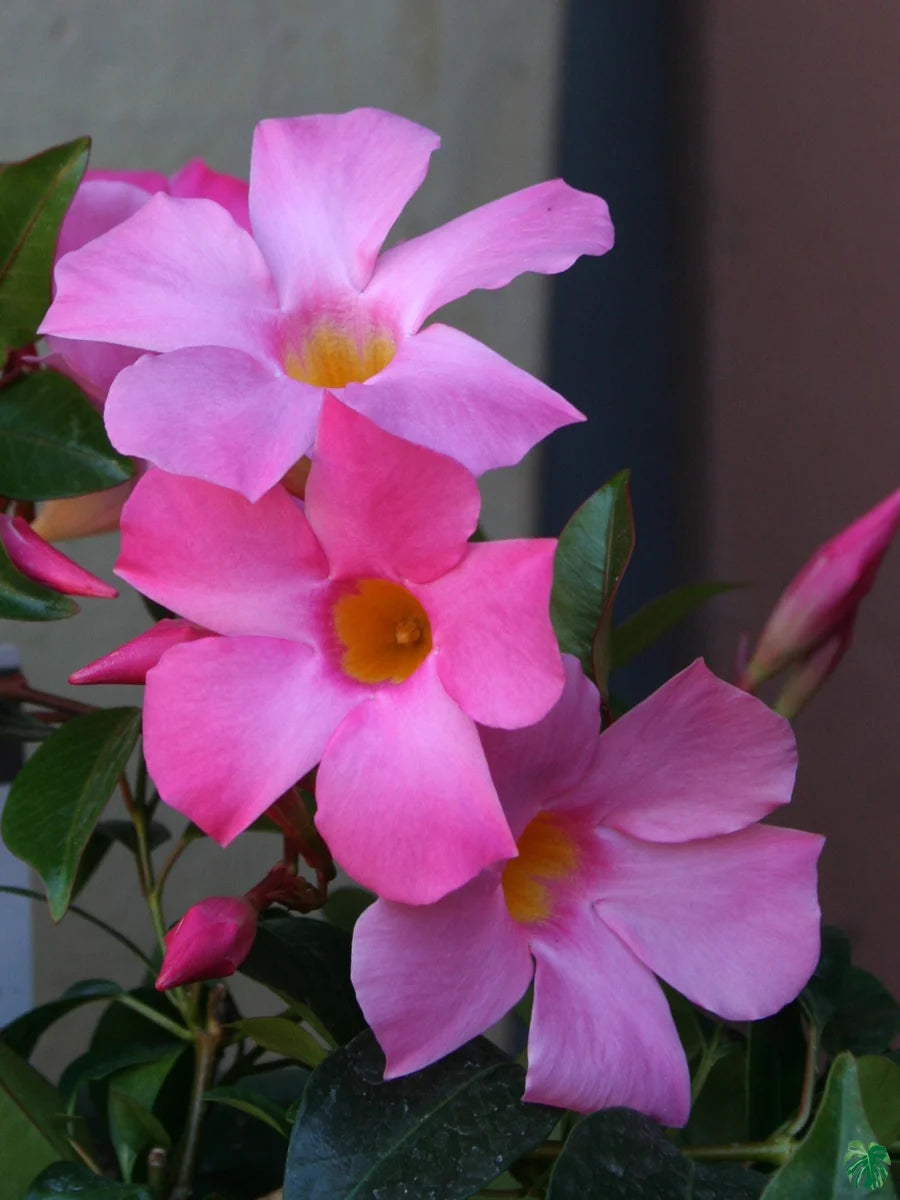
155, 896, 258, 990
743, 487, 900, 689
773, 615, 853, 719
0, 513, 117, 598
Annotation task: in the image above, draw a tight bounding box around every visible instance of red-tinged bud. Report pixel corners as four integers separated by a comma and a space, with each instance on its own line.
70, 619, 210, 686
773, 615, 854, 720
742, 487, 900, 690
0, 514, 117, 598
155, 896, 259, 991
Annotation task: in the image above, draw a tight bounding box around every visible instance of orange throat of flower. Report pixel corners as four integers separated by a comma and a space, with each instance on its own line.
284, 322, 395, 388
502, 812, 579, 925
333, 578, 432, 685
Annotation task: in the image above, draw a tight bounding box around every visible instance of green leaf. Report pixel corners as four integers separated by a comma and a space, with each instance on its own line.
0, 536, 79, 621
761, 1053, 897, 1198
72, 819, 170, 901
0, 371, 135, 500
549, 471, 634, 689
802, 928, 900, 1056
108, 1048, 181, 1184
857, 1056, 900, 1145
2, 979, 121, 1059
232, 1017, 328, 1067
284, 1030, 558, 1200
546, 1107, 765, 1199
683, 1048, 749, 1147
0, 1041, 78, 1200
239, 914, 365, 1045
203, 1084, 292, 1139
2, 707, 141, 920
59, 1042, 181, 1112
24, 1162, 153, 1199
0, 137, 89, 354
611, 582, 739, 671
746, 1003, 807, 1141
322, 885, 376, 933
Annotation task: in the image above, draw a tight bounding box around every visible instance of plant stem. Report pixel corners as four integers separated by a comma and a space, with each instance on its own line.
171, 987, 226, 1199
0, 885, 154, 968
785, 1019, 820, 1138
690, 1024, 726, 1106
0, 674, 95, 717
115, 993, 193, 1042
683, 1138, 793, 1166
154, 825, 194, 898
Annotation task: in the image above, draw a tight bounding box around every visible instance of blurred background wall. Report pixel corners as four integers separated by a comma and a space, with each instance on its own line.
0, 0, 897, 1066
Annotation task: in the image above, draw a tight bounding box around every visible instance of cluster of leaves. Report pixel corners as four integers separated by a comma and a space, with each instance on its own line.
2, 137, 900, 1200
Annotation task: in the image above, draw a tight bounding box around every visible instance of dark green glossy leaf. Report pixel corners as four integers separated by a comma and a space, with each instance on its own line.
546, 1108, 765, 1199
683, 1048, 748, 1147
0, 371, 134, 500
549, 471, 633, 689
746, 1003, 807, 1141
2, 979, 121, 1059
857, 1055, 900, 1145
611, 582, 739, 671
24, 1162, 152, 1199
60, 1042, 181, 1112
801, 926, 852, 1030
239, 914, 364, 1045
761, 1053, 897, 1198
802, 928, 900, 1055
0, 537, 78, 621
0, 138, 89, 354
204, 1084, 291, 1139
0, 1041, 78, 1200
284, 1030, 558, 1200
232, 1017, 328, 1067
108, 1049, 182, 1183
322, 886, 375, 934
2, 707, 141, 920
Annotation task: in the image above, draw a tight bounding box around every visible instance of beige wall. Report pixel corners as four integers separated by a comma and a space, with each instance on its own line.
683, 3, 900, 989
0, 0, 564, 1070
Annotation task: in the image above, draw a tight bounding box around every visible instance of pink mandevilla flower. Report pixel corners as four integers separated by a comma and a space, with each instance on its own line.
155, 895, 259, 990
72, 396, 565, 905
351, 657, 823, 1125
40, 107, 613, 500
33, 160, 250, 543
743, 486, 900, 689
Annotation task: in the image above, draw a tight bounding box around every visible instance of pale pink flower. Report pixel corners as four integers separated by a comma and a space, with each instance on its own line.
743, 487, 900, 690
352, 657, 823, 1125
0, 514, 116, 598
156, 895, 258, 990
40, 108, 613, 500
73, 397, 564, 905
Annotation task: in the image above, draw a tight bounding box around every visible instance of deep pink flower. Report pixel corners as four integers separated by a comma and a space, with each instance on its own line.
40, 108, 613, 500
351, 657, 823, 1124
73, 396, 564, 905
0, 514, 116, 598
743, 487, 900, 690
156, 895, 258, 990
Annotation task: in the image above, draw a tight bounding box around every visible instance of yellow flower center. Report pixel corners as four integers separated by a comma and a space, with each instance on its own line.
501, 813, 578, 924
333, 579, 432, 685
284, 322, 395, 388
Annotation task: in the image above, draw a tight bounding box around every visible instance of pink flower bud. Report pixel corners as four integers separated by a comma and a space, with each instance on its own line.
773, 615, 854, 719
0, 514, 117, 598
744, 487, 900, 688
155, 896, 258, 991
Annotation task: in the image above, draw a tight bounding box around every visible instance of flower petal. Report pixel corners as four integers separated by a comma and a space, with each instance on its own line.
250, 109, 439, 305
590, 660, 798, 842
41, 194, 279, 356
43, 339, 142, 405
527, 907, 690, 1124
352, 874, 533, 1079
144, 636, 356, 844
305, 395, 478, 582
422, 540, 564, 728
316, 658, 517, 904
0, 515, 116, 598
168, 158, 250, 231
70, 619, 210, 685
480, 656, 600, 837
105, 347, 321, 500
367, 179, 614, 331
345, 323, 584, 475
593, 825, 823, 1020
117, 469, 327, 639
56, 179, 151, 260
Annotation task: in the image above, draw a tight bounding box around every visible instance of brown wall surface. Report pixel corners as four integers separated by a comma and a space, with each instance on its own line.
682, 4, 899, 988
